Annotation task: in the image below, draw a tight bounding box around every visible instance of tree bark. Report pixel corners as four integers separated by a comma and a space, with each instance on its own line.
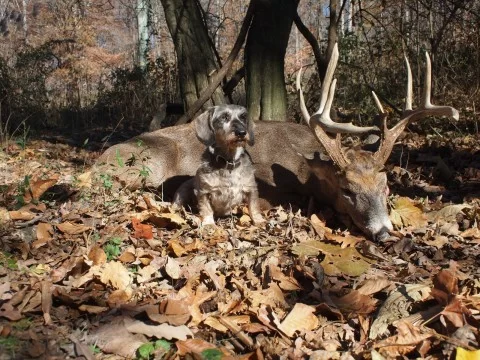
137, 0, 150, 69
160, 0, 225, 111
245, 0, 297, 121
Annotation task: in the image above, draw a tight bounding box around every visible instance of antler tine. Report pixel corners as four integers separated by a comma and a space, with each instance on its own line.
372, 90, 387, 131
404, 55, 413, 111
374, 51, 460, 165
309, 43, 379, 134
296, 67, 311, 125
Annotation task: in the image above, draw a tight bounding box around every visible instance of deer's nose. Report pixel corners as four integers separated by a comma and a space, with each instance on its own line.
374, 227, 391, 242
235, 129, 247, 137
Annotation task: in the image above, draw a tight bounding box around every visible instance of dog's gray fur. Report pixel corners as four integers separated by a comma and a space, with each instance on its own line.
174, 105, 263, 225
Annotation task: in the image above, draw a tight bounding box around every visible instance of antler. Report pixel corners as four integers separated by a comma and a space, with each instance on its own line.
373, 52, 460, 165
296, 43, 379, 168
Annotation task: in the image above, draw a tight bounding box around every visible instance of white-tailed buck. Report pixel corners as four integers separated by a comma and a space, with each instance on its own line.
95, 44, 459, 240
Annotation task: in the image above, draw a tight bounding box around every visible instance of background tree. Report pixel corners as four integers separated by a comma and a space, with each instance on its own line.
160, 0, 225, 112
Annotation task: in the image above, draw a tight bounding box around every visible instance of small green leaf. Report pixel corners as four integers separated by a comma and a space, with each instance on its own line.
201, 348, 223, 360
154, 339, 171, 351
137, 342, 155, 360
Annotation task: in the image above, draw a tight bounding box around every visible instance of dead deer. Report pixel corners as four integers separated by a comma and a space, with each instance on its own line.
94, 44, 458, 240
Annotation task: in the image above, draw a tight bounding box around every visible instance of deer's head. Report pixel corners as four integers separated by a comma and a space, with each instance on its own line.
297, 44, 459, 240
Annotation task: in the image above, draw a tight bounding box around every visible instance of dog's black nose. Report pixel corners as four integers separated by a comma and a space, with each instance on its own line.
235, 129, 247, 137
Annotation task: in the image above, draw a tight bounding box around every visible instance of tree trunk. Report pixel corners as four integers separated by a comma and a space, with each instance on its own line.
245, 0, 297, 121
137, 0, 150, 69
160, 0, 225, 111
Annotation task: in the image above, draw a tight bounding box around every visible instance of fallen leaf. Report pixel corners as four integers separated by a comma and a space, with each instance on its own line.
100, 261, 132, 291
88, 246, 107, 266
357, 278, 392, 295
32, 223, 54, 249
370, 284, 431, 339
56, 221, 92, 235
375, 320, 432, 358
24, 175, 59, 202
428, 204, 472, 222
332, 290, 378, 315
132, 217, 153, 239
277, 303, 319, 337
123, 317, 193, 340
41, 280, 52, 325
89, 317, 146, 358
77, 171, 92, 188
9, 210, 36, 221
165, 256, 181, 279
176, 338, 227, 356
149, 212, 186, 229
390, 197, 427, 228
456, 348, 480, 360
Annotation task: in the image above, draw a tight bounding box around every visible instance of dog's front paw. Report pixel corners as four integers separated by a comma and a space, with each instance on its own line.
201, 215, 215, 226
251, 213, 266, 225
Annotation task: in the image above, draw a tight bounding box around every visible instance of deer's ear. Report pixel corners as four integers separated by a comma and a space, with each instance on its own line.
195, 107, 216, 146
247, 116, 255, 146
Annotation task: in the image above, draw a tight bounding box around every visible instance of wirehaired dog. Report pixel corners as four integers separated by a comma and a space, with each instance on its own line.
174, 105, 264, 225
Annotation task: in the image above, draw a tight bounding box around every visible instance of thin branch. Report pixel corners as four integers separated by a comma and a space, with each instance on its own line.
176, 0, 256, 124
293, 12, 327, 81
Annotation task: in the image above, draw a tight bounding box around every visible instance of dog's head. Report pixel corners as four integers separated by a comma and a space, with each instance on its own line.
195, 105, 254, 148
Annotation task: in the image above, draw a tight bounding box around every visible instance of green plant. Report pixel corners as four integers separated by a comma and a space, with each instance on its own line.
89, 345, 101, 355
103, 237, 122, 261
15, 175, 31, 208
201, 348, 223, 360
0, 336, 20, 354
99, 173, 113, 190
136, 340, 171, 360
0, 252, 18, 270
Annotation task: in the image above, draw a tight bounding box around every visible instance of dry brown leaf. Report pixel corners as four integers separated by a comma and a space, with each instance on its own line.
89, 317, 146, 358
78, 304, 109, 314
269, 265, 301, 291
88, 246, 107, 266
165, 256, 181, 279
310, 213, 331, 238
460, 227, 480, 239
131, 217, 153, 239
428, 204, 472, 222
0, 302, 22, 321
357, 278, 392, 296
77, 171, 92, 188
123, 317, 193, 340
100, 261, 132, 291
32, 222, 54, 249
375, 320, 432, 358
333, 290, 378, 315
325, 232, 363, 248
176, 338, 228, 356
149, 212, 186, 229
41, 280, 52, 325
118, 250, 136, 263
370, 284, 431, 339
390, 197, 427, 228
56, 221, 92, 235
137, 264, 158, 283
9, 210, 36, 221
24, 175, 59, 202
277, 303, 319, 337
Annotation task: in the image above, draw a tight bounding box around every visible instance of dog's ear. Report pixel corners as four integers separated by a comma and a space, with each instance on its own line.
195, 107, 216, 146
247, 116, 255, 146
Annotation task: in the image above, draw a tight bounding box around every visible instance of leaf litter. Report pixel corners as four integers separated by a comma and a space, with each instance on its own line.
0, 134, 479, 359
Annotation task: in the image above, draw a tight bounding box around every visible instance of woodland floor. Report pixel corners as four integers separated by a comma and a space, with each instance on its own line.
0, 129, 479, 360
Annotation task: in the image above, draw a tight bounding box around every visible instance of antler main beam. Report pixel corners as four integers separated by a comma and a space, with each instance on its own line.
373, 52, 460, 165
